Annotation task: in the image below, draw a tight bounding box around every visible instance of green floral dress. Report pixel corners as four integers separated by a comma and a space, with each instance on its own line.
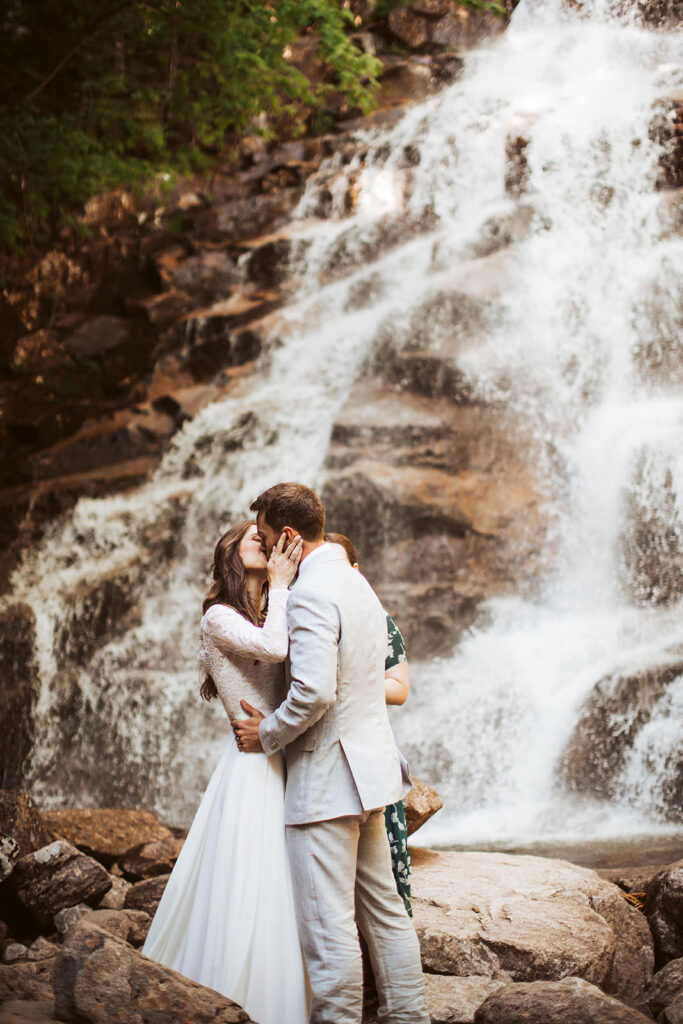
384, 614, 412, 917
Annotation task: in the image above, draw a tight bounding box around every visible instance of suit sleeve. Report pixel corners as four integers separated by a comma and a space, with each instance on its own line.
258, 586, 339, 754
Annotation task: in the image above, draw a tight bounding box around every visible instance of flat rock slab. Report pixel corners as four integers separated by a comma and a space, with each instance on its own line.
473, 976, 653, 1023
40, 809, 172, 865
53, 921, 252, 1024
10, 841, 111, 930
411, 850, 654, 1001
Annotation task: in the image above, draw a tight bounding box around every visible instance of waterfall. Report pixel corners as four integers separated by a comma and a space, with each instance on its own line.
6, 0, 683, 844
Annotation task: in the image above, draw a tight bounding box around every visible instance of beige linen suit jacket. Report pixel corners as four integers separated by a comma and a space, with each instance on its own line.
258, 544, 403, 825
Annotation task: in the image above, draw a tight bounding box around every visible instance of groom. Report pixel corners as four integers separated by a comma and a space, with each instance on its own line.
233, 482, 429, 1024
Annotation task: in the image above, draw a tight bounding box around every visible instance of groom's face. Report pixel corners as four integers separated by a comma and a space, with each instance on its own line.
255, 511, 281, 557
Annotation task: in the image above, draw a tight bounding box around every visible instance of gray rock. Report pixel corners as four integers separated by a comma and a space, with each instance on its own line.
53, 903, 91, 936
123, 872, 169, 917
411, 850, 654, 1001
63, 316, 131, 359
10, 841, 111, 930
646, 859, 683, 966
425, 974, 504, 1024
473, 976, 653, 1023
403, 777, 443, 835
1, 944, 28, 965
53, 921, 252, 1023
0, 836, 20, 883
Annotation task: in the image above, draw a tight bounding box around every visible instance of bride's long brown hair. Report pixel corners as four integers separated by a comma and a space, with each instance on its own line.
200, 520, 266, 701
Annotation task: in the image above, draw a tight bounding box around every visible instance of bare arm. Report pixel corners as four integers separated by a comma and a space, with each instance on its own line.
385, 660, 409, 706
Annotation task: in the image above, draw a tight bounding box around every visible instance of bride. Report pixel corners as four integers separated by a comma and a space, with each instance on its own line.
141, 520, 308, 1024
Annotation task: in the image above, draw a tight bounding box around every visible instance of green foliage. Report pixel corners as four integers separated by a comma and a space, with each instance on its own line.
0, 0, 383, 255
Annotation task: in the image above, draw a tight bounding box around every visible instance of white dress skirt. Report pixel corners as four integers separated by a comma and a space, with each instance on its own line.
142, 589, 309, 1024
142, 729, 309, 1024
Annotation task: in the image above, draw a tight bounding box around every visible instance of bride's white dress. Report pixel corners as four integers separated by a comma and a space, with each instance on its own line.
142, 589, 309, 1024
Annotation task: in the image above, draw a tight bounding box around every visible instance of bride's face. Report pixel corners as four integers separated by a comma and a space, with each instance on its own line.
239, 524, 268, 573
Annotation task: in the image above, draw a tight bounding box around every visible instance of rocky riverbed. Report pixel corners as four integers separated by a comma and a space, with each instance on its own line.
2, 787, 683, 1023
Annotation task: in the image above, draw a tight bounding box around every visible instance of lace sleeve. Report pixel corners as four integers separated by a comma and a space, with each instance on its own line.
202, 590, 290, 662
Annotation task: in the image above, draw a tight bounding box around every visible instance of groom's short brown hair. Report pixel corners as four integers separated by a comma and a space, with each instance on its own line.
250, 482, 325, 541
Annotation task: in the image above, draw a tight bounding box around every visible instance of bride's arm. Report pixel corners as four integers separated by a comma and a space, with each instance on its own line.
203, 591, 290, 662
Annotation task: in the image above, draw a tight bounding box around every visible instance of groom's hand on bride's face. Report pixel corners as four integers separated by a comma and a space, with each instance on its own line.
233, 700, 265, 752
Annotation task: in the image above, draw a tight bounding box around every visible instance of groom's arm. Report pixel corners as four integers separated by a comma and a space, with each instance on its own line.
258, 587, 339, 755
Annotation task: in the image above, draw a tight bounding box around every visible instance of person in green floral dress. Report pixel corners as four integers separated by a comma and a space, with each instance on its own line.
325, 533, 412, 916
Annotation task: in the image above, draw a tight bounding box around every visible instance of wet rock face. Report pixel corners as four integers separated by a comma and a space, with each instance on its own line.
558, 660, 683, 813
0, 609, 40, 790
621, 451, 683, 607
322, 374, 547, 658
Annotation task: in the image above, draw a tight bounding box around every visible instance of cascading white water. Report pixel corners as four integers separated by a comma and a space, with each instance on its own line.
6, 0, 682, 843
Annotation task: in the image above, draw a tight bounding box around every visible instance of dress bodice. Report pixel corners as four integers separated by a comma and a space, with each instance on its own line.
199, 590, 289, 722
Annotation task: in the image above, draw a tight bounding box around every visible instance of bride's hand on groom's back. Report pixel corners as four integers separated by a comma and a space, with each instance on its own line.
267, 532, 302, 590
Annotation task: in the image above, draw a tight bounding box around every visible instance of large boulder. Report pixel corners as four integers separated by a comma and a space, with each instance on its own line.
411, 850, 654, 1001
473, 976, 653, 1023
39, 809, 173, 867
646, 859, 683, 967
403, 777, 443, 835
9, 841, 111, 931
52, 921, 252, 1023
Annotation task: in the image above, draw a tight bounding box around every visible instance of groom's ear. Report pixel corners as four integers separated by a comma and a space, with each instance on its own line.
281, 526, 296, 546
